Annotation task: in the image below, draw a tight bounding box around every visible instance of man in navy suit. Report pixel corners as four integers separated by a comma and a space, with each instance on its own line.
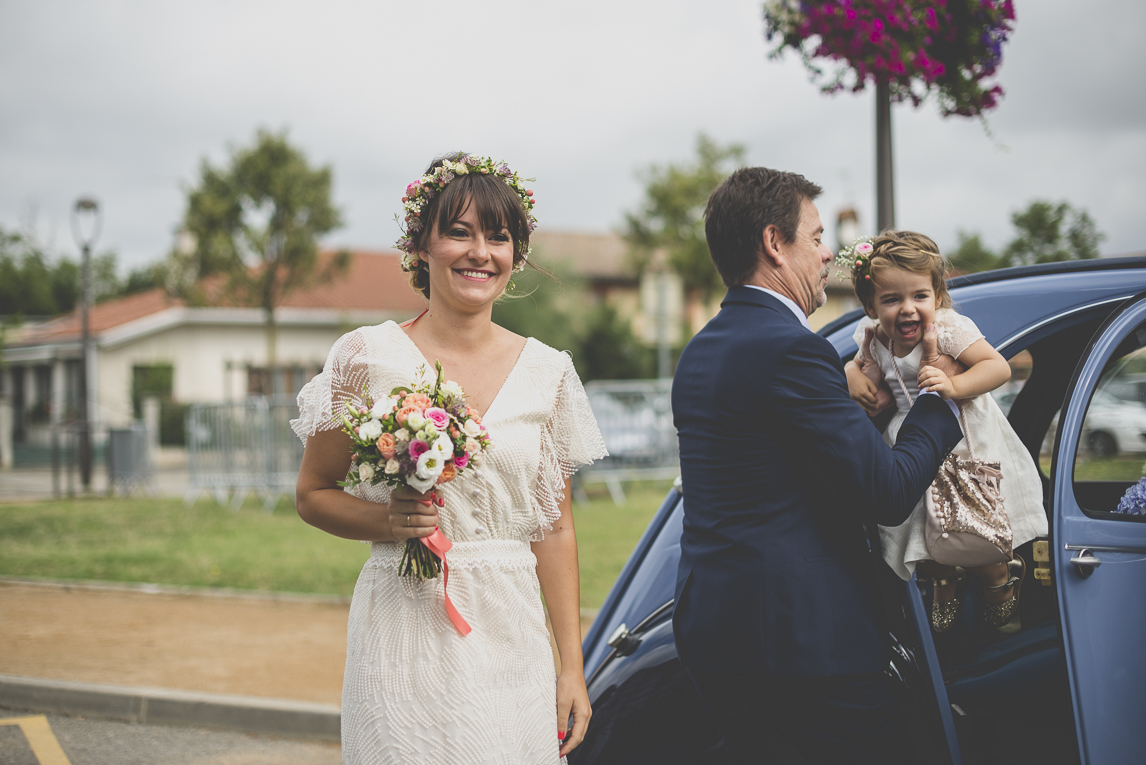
672, 167, 963, 763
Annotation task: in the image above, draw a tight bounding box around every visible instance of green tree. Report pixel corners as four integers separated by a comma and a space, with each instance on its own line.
573, 303, 654, 382
1001, 201, 1104, 267
175, 129, 348, 366
947, 231, 1001, 274
491, 257, 580, 358
623, 134, 745, 303
0, 227, 58, 316
1, 224, 145, 319
947, 200, 1105, 274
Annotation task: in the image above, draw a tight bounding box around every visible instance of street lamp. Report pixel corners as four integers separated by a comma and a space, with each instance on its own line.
71, 197, 101, 492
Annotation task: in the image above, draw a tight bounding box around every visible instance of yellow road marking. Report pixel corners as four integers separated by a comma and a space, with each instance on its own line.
0, 715, 72, 765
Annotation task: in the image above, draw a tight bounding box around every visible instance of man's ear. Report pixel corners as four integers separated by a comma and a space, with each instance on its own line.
760, 224, 784, 267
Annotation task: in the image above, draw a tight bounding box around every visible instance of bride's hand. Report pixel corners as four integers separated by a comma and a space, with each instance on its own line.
557, 669, 592, 756
388, 488, 438, 540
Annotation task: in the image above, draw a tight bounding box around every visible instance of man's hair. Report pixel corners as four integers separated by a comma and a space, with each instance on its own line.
704, 167, 823, 287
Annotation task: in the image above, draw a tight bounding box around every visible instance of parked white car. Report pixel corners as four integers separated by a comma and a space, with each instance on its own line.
1080, 390, 1146, 456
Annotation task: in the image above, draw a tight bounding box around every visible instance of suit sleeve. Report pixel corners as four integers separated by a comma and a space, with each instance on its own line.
767, 331, 963, 526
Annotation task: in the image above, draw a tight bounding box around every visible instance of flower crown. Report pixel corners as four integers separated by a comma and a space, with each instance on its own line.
834, 236, 875, 283
395, 155, 537, 272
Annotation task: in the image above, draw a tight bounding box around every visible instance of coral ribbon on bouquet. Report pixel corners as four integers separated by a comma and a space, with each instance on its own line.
421, 529, 472, 636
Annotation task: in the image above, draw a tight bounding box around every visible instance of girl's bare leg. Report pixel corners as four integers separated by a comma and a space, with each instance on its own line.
917, 560, 959, 602
969, 562, 1011, 604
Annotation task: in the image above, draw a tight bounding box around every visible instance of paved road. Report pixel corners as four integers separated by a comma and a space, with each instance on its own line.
1, 708, 340, 765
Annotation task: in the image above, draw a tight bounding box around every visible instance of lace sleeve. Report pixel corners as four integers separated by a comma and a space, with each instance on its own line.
936, 309, 985, 360
530, 352, 609, 541
290, 329, 372, 446
851, 316, 877, 364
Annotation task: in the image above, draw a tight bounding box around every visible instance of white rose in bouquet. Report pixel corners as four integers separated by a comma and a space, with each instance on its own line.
409, 449, 446, 493
434, 434, 453, 456
371, 397, 397, 419
463, 419, 482, 437
358, 463, 375, 482
359, 419, 383, 441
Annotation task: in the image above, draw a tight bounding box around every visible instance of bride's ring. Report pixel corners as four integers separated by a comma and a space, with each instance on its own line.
406, 515, 412, 528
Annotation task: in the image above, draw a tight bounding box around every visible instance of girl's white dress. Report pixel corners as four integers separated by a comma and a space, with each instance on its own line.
291, 321, 606, 765
853, 309, 1047, 580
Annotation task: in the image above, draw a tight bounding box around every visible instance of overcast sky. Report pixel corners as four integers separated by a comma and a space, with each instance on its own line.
2, 0, 1143, 273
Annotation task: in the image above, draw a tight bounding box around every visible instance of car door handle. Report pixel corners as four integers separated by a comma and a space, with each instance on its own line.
1069, 548, 1102, 578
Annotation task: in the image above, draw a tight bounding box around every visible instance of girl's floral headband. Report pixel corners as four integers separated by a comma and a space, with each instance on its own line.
834, 236, 875, 283
395, 155, 538, 273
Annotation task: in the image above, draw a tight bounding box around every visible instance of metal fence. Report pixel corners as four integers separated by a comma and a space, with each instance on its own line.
578, 379, 678, 505
185, 396, 302, 511
183, 385, 676, 511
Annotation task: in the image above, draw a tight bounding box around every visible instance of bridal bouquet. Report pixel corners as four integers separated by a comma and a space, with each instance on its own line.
339, 361, 491, 582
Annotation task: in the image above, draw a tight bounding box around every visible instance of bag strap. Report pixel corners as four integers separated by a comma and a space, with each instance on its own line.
884, 335, 975, 459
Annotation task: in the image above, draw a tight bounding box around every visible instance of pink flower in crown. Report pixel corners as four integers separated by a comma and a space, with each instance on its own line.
855, 242, 874, 256
408, 440, 429, 460
425, 407, 450, 430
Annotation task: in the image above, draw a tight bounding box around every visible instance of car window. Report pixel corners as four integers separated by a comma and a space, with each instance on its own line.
992, 349, 1032, 416
1072, 323, 1146, 516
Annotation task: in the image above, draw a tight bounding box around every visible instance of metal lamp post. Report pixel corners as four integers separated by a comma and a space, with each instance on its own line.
71, 197, 101, 492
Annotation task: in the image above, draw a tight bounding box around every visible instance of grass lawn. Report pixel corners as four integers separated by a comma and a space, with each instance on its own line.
0, 480, 673, 610
1041, 453, 1146, 482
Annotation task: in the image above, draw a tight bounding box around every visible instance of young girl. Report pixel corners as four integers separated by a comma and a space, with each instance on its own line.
843, 231, 1047, 635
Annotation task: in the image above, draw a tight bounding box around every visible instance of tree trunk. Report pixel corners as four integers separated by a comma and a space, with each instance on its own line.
876, 80, 895, 233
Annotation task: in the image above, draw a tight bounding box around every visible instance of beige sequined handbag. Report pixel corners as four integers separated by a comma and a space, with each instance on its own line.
886, 339, 1013, 567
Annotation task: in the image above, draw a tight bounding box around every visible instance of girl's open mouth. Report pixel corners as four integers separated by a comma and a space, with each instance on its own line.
897, 320, 920, 341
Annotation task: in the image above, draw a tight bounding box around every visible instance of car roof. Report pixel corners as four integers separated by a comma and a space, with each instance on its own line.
821, 256, 1146, 354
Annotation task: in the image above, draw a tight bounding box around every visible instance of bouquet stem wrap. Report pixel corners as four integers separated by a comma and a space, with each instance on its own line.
420, 528, 471, 636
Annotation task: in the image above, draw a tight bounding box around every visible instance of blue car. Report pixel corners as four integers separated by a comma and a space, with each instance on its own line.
572, 257, 1146, 765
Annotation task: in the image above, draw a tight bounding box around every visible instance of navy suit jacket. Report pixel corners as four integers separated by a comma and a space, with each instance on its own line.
672, 286, 963, 677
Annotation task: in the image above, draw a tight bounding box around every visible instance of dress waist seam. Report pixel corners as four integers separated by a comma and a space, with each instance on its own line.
368, 538, 536, 570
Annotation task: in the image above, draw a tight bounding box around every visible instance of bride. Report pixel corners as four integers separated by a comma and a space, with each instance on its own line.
292, 154, 606, 764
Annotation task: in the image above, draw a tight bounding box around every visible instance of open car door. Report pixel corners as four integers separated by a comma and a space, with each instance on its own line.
1053, 292, 1146, 764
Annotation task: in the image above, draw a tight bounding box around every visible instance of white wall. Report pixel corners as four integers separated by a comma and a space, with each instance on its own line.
95, 320, 372, 426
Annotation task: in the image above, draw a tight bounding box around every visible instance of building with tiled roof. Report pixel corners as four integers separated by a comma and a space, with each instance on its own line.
1, 250, 425, 451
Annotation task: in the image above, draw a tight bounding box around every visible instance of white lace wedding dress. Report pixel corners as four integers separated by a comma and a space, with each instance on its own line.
853, 309, 1047, 580
291, 321, 607, 765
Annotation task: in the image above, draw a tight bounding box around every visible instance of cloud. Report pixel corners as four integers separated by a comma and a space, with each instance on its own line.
0, 0, 1141, 270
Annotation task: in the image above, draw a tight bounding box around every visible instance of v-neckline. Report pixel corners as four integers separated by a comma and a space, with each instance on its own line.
389, 321, 531, 421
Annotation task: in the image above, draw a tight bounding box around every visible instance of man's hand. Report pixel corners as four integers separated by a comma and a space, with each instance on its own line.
846, 358, 894, 417
919, 323, 966, 381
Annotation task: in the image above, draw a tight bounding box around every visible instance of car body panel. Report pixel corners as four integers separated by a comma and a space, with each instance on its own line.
1052, 293, 1146, 764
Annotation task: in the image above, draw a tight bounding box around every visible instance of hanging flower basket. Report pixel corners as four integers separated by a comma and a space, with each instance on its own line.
763, 0, 1016, 117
